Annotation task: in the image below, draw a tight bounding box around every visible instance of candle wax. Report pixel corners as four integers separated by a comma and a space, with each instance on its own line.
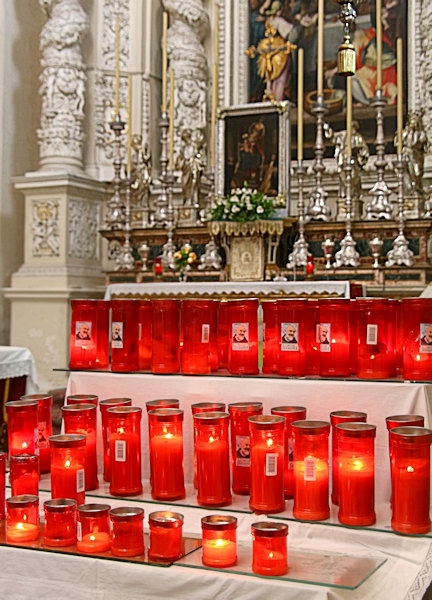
202, 538, 237, 567
150, 434, 185, 499
77, 531, 111, 553
7, 522, 39, 543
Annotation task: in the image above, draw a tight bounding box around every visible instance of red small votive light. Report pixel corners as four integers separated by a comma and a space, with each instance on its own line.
69, 299, 110, 370
201, 515, 237, 568
110, 506, 145, 557
49, 434, 86, 505
181, 299, 219, 374
227, 299, 259, 375
62, 403, 98, 491
228, 402, 263, 495
192, 402, 226, 489
107, 406, 143, 496
261, 300, 278, 374
318, 299, 350, 377
111, 299, 140, 372
67, 394, 99, 407
21, 393, 53, 473
10, 454, 39, 497
401, 298, 432, 381
0, 452, 5, 519
99, 397, 132, 482
251, 521, 288, 576
148, 511, 184, 562
77, 503, 111, 553
138, 300, 152, 371
43, 498, 77, 547
151, 299, 181, 374
5, 399, 39, 458
6, 494, 40, 543
355, 298, 390, 379
276, 299, 307, 377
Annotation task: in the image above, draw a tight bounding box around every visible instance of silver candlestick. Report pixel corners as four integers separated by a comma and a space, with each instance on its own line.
385, 154, 414, 267
104, 113, 126, 229
322, 237, 335, 270
369, 235, 383, 269
306, 95, 331, 221
115, 175, 135, 271
287, 160, 309, 268
150, 111, 170, 228
334, 157, 360, 267
161, 170, 176, 270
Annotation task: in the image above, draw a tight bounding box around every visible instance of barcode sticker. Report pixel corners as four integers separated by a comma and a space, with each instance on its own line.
77, 521, 82, 541
266, 453, 277, 476
304, 457, 317, 481
115, 439, 126, 462
76, 468, 85, 493
367, 324, 378, 345
201, 324, 210, 343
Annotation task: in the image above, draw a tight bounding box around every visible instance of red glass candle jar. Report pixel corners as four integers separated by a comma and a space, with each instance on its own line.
192, 402, 226, 489
217, 300, 230, 370
138, 299, 152, 371
10, 454, 39, 497
201, 515, 237, 568
62, 403, 98, 491
249, 415, 285, 514
111, 299, 140, 372
387, 299, 398, 378
76, 503, 111, 553
181, 299, 219, 374
386, 414, 425, 431
148, 511, 184, 562
21, 393, 53, 473
107, 406, 143, 496
69, 299, 110, 369
390, 426, 432, 534
146, 398, 180, 412
110, 507, 145, 557
0, 452, 6, 520
194, 412, 231, 507
228, 402, 263, 495
330, 410, 367, 505
99, 397, 132, 482
67, 394, 98, 407
318, 299, 350, 377
227, 299, 259, 375
6, 495, 39, 543
277, 299, 307, 376
43, 498, 77, 547
148, 408, 185, 500
349, 299, 358, 376
355, 298, 390, 379
151, 299, 181, 374
251, 521, 288, 576
401, 298, 432, 380
5, 399, 39, 457
262, 300, 278, 374
336, 422, 376, 526
292, 420, 330, 521
154, 256, 163, 277
305, 299, 320, 376
271, 406, 307, 498
49, 434, 86, 505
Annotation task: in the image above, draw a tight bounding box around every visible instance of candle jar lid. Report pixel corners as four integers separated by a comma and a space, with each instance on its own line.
386, 415, 425, 429
291, 420, 330, 434
193, 411, 230, 424
110, 507, 144, 522
146, 399, 180, 410
192, 402, 226, 413
330, 410, 368, 422
335, 422, 376, 438
106, 406, 142, 416
10, 453, 39, 464
49, 433, 87, 447
5, 399, 38, 411
44, 499, 77, 513
62, 403, 97, 414
149, 511, 184, 527
228, 402, 263, 414
21, 393, 52, 403
67, 394, 98, 404
78, 503, 111, 516
271, 405, 307, 415
251, 521, 288, 538
100, 398, 132, 408
390, 426, 432, 444
201, 515, 237, 531
148, 408, 184, 422
248, 415, 285, 429
6, 494, 39, 508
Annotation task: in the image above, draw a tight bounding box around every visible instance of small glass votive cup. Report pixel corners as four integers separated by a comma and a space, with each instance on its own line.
110, 507, 145, 557
148, 511, 184, 562
6, 495, 40, 543
201, 515, 237, 568
76, 503, 111, 553
49, 434, 86, 506
43, 499, 77, 547
251, 521, 288, 576
10, 454, 40, 497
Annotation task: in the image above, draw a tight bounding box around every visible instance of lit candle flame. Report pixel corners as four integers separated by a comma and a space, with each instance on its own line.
64, 459, 71, 468
407, 465, 414, 473
266, 438, 274, 448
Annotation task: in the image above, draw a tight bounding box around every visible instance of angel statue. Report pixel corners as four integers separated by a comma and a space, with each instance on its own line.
398, 110, 429, 200
176, 129, 207, 210
130, 134, 152, 227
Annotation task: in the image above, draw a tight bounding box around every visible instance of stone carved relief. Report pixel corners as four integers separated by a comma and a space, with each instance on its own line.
37, 0, 89, 172
68, 200, 100, 261
419, 2, 432, 144
31, 199, 60, 257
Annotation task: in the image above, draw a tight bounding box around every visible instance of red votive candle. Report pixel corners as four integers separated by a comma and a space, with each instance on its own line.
148, 408, 185, 500
151, 299, 181, 374
390, 426, 432, 534
194, 412, 231, 507
0, 452, 6, 519
10, 454, 39, 497
330, 410, 367, 505
192, 402, 226, 489
401, 298, 432, 381
251, 521, 288, 576
5, 399, 39, 458
111, 299, 140, 372
355, 298, 390, 379
21, 393, 53, 473
292, 420, 330, 521
201, 515, 237, 568
148, 511, 184, 562
107, 406, 143, 496
271, 406, 307, 498
305, 299, 320, 376
110, 506, 145, 557
99, 397, 132, 482
43, 498, 77, 547
181, 299, 219, 374
6, 495, 40, 542
62, 403, 98, 491
77, 503, 111, 553
249, 415, 285, 514
146, 398, 180, 412
336, 422, 376, 526
69, 299, 109, 369
49, 434, 86, 505
277, 299, 307, 376
318, 299, 350, 377
217, 299, 230, 370
67, 394, 99, 407
262, 300, 278, 374
138, 299, 152, 371
228, 402, 263, 495
227, 299, 259, 375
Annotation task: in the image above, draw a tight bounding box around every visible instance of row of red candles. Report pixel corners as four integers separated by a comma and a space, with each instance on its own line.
2, 394, 432, 536
69, 297, 432, 381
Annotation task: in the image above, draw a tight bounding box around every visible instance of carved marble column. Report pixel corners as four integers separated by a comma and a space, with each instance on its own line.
37, 0, 89, 173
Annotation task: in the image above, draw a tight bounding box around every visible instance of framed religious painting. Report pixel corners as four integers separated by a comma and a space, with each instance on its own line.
214, 101, 291, 211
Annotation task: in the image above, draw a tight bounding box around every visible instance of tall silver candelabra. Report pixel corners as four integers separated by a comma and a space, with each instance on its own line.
385, 154, 414, 267
104, 113, 126, 229
161, 170, 176, 270
115, 175, 135, 271
287, 160, 309, 268
306, 96, 331, 221
334, 157, 360, 267
150, 111, 170, 228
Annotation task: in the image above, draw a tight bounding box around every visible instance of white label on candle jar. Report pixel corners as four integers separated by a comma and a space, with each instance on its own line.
266, 453, 278, 476
304, 457, 317, 481
76, 469, 85, 493
420, 323, 432, 353
201, 324, 210, 343
77, 521, 82, 541
115, 440, 127, 462
366, 324, 378, 345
